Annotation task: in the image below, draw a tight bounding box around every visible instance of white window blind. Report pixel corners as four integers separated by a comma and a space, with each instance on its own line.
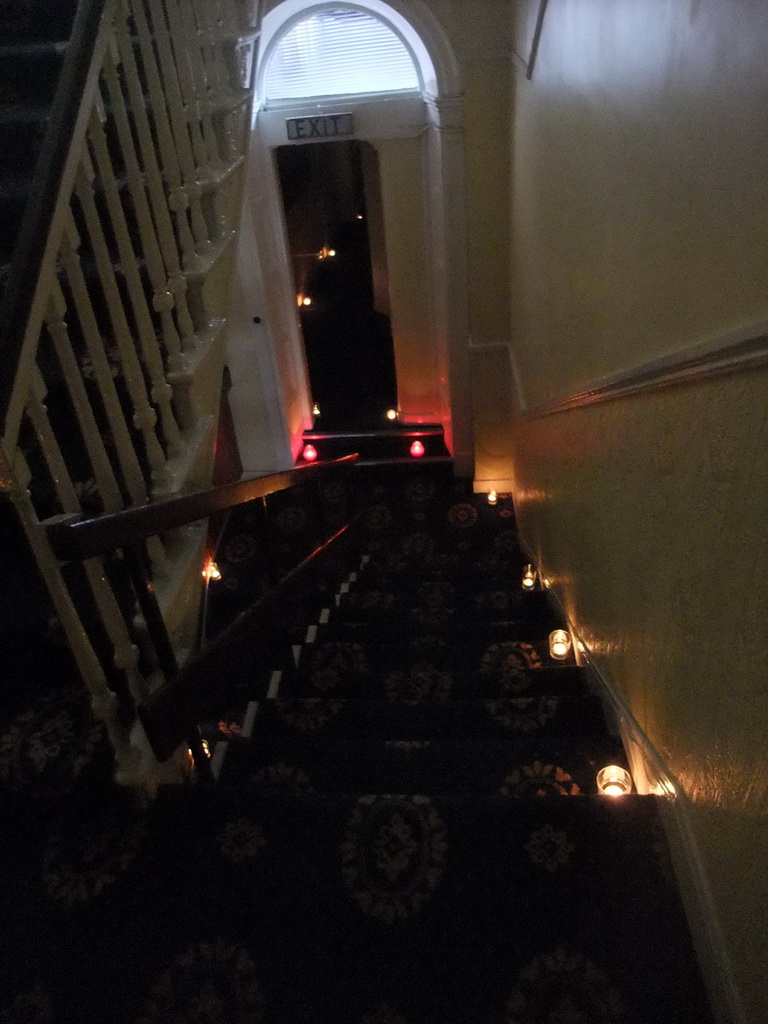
265, 8, 420, 100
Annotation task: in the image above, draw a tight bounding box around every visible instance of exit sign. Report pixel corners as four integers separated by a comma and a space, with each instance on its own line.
286, 112, 355, 141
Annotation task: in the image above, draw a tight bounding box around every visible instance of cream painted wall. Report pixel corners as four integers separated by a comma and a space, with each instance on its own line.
508, 1, 768, 1018
511, 0, 768, 409
462, 60, 511, 350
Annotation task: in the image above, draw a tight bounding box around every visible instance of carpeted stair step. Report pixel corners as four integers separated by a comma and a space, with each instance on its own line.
248, 695, 608, 740
354, 558, 532, 580
345, 569, 543, 593
308, 621, 570, 649
360, 526, 525, 565
332, 586, 556, 625
219, 733, 625, 795
124, 785, 711, 1024
296, 633, 569, 675
283, 660, 591, 700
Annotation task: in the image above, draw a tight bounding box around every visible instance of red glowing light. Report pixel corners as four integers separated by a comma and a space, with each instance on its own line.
410, 440, 425, 458
302, 444, 318, 462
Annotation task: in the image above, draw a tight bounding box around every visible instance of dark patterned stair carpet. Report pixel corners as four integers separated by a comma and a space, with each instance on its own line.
0, 476, 714, 1022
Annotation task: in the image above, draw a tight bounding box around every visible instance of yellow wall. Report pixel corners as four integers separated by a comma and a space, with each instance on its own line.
508, 1, 768, 1018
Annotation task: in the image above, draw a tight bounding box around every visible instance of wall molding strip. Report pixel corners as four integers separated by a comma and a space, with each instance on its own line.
524, 317, 768, 418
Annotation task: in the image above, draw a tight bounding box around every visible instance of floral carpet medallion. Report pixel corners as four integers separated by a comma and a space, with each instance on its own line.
399, 532, 436, 562
42, 811, 145, 906
411, 581, 456, 626
310, 643, 368, 692
481, 643, 543, 689
505, 948, 628, 1023
275, 699, 343, 731
446, 502, 478, 529
405, 478, 436, 504
523, 824, 576, 874
274, 506, 308, 536
216, 818, 267, 865
223, 533, 257, 565
136, 939, 265, 1024
501, 762, 581, 797
320, 480, 347, 505
342, 795, 448, 924
486, 697, 560, 733
384, 663, 452, 701
0, 690, 103, 794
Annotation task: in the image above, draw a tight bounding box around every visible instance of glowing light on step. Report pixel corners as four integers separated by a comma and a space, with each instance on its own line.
597, 765, 632, 796
386, 408, 398, 421
327, 248, 336, 257
203, 561, 222, 581
302, 296, 313, 306
302, 444, 318, 462
548, 629, 571, 660
522, 564, 537, 590
356, 213, 364, 220
410, 440, 425, 457
202, 740, 211, 758
312, 403, 321, 416
487, 490, 498, 505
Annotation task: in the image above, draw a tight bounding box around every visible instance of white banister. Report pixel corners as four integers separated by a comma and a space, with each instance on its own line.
60, 214, 149, 504
1, 0, 260, 791
74, 157, 169, 483
127, 0, 201, 270
110, 20, 198, 349
140, 0, 212, 250
86, 110, 185, 459
45, 282, 123, 511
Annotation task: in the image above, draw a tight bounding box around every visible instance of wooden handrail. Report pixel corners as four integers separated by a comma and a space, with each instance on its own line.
0, 0, 109, 429
46, 454, 359, 560
138, 515, 363, 761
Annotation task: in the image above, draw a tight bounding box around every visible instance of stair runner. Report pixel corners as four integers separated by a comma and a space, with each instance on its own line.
0, 476, 714, 1022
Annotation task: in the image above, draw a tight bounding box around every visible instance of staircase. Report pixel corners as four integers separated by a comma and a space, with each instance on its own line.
0, 469, 715, 1022
0, 0, 262, 787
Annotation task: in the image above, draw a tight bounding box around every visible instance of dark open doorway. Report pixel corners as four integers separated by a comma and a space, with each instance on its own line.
275, 139, 398, 429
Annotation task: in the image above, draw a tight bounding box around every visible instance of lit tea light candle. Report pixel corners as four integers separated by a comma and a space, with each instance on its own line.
549, 629, 571, 660
522, 564, 537, 590
597, 765, 632, 796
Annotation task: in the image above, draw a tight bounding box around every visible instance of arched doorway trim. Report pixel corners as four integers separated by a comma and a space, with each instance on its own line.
240, 0, 472, 473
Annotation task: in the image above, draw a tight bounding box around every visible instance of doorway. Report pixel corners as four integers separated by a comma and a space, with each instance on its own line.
275, 139, 398, 429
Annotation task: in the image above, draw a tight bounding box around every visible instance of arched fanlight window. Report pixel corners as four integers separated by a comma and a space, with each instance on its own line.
264, 6, 421, 100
